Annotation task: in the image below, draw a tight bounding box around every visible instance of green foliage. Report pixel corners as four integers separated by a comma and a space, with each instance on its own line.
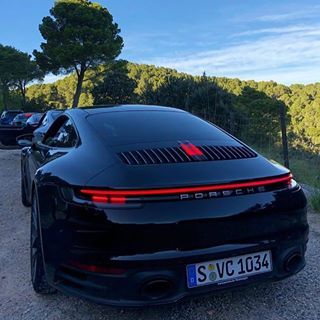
14, 55, 44, 107
0, 44, 21, 108
26, 62, 320, 161
34, 0, 123, 107
93, 61, 137, 104
26, 72, 94, 109
286, 84, 320, 150
0, 44, 42, 109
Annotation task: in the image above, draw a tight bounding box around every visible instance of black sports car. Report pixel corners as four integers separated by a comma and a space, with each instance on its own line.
19, 105, 308, 307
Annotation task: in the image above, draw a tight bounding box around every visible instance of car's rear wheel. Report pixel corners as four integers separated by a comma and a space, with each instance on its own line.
30, 192, 56, 294
21, 164, 31, 207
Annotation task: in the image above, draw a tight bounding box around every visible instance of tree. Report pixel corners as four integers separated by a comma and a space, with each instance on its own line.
0, 44, 42, 109
0, 44, 22, 110
34, 0, 123, 108
14, 54, 44, 107
93, 61, 137, 104
26, 62, 320, 154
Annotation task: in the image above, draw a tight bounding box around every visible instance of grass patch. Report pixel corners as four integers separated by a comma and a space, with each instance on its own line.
254, 145, 320, 188
289, 157, 320, 187
253, 145, 320, 213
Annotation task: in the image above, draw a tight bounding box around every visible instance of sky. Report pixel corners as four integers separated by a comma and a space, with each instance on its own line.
0, 0, 320, 85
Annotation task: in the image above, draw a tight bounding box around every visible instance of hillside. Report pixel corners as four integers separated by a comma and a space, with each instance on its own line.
24, 62, 320, 155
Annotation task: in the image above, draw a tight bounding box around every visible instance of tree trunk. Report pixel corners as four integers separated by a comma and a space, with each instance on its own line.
18, 80, 26, 108
279, 102, 290, 169
2, 83, 9, 110
72, 69, 85, 108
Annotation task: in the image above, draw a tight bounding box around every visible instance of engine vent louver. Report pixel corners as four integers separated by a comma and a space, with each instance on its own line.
118, 145, 257, 165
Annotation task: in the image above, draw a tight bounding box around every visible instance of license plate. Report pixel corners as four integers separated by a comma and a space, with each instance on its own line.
187, 250, 272, 288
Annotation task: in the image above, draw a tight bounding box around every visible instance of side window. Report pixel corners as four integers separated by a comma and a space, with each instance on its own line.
43, 119, 78, 148
41, 115, 48, 126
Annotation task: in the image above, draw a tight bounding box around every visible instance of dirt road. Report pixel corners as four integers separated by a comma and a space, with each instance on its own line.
0, 149, 319, 320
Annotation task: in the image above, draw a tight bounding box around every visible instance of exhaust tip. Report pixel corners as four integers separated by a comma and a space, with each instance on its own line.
284, 253, 303, 273
141, 279, 173, 300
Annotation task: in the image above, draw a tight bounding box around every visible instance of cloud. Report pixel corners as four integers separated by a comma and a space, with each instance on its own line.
142, 25, 320, 84
232, 25, 316, 37
253, 7, 320, 22
237, 66, 320, 85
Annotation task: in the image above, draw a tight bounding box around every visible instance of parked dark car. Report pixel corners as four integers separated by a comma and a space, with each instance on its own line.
0, 113, 36, 146
26, 113, 43, 127
11, 113, 34, 126
0, 109, 23, 126
0, 123, 34, 146
0, 110, 62, 146
19, 105, 308, 307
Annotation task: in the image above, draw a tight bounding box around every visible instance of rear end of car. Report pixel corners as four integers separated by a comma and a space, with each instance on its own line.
11, 113, 33, 126
0, 112, 36, 145
26, 113, 43, 127
37, 108, 308, 306
0, 110, 23, 126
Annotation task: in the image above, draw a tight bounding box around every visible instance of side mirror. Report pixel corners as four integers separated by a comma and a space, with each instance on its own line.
16, 133, 34, 147
17, 139, 33, 147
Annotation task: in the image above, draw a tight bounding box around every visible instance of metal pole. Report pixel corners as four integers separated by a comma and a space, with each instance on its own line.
279, 103, 290, 168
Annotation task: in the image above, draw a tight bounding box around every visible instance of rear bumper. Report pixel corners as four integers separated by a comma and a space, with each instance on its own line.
0, 126, 33, 145
47, 226, 308, 307
37, 183, 309, 306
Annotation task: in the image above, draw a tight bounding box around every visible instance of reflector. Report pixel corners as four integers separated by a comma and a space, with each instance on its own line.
69, 261, 126, 274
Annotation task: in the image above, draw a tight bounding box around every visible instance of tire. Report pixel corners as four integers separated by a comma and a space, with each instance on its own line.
21, 164, 31, 207
30, 191, 56, 294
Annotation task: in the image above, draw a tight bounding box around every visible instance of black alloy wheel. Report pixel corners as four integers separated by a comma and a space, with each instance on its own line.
30, 191, 56, 294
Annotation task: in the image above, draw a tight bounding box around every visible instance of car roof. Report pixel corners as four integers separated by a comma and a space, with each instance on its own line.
3, 110, 23, 113
14, 113, 33, 117
67, 104, 186, 115
46, 109, 64, 114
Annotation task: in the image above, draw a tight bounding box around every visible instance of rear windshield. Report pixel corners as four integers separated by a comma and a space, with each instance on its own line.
14, 114, 28, 120
87, 111, 232, 145
1, 111, 21, 120
27, 113, 42, 124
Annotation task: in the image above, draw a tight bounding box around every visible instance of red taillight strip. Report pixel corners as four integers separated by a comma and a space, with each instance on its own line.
80, 173, 292, 197
69, 261, 126, 274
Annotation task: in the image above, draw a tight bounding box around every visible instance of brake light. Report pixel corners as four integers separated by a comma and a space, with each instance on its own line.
92, 195, 109, 203
88, 195, 127, 204
180, 143, 203, 157
110, 196, 126, 204
80, 173, 292, 198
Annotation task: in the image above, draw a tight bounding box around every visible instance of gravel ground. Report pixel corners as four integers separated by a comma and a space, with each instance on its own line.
0, 149, 320, 320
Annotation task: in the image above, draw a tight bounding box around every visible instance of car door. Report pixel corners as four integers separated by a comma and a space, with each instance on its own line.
26, 116, 78, 196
